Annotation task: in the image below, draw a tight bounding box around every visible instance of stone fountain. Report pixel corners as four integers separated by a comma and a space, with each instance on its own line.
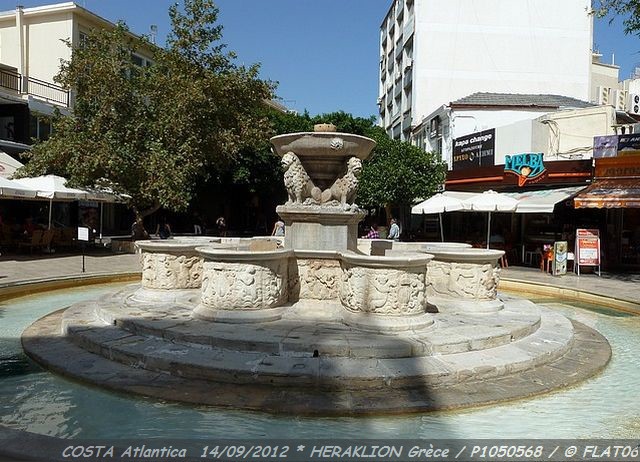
21, 125, 611, 415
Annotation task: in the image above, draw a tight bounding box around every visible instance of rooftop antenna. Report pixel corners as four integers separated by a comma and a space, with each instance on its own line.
150, 24, 158, 44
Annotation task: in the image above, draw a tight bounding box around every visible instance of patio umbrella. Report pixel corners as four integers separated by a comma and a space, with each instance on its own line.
0, 176, 38, 199
462, 190, 519, 249
13, 175, 88, 229
412, 193, 468, 241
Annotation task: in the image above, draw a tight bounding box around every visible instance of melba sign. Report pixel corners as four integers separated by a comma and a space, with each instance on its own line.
504, 153, 546, 187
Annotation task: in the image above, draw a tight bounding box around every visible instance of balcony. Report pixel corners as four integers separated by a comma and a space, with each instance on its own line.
395, 40, 403, 60
394, 83, 402, 98
0, 67, 70, 107
402, 114, 412, 132
403, 70, 413, 88
403, 15, 415, 44
396, 0, 404, 19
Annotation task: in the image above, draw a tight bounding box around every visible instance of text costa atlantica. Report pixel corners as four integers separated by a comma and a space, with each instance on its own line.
62, 445, 187, 458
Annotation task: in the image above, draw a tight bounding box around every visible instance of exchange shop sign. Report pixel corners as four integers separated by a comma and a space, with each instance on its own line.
452, 128, 495, 170
504, 153, 546, 187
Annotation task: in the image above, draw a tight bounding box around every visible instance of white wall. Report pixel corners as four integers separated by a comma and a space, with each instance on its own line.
25, 12, 73, 82
413, 0, 593, 124
491, 105, 616, 164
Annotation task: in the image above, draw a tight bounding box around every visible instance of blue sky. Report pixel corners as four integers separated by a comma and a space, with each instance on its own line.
8, 0, 640, 117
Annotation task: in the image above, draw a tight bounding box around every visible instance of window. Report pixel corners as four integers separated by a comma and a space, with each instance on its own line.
30, 114, 51, 142
79, 31, 89, 49
131, 53, 153, 68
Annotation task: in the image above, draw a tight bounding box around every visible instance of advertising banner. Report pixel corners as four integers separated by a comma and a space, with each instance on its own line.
593, 135, 619, 159
552, 241, 568, 276
575, 229, 601, 276
452, 128, 495, 170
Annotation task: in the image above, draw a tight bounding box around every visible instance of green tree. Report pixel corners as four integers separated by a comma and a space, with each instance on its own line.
596, 1, 640, 35
18, 0, 273, 238
358, 126, 447, 211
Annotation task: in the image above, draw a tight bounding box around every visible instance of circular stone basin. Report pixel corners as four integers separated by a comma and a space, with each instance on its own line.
339, 252, 435, 332
422, 242, 472, 250
194, 247, 293, 323
424, 247, 504, 262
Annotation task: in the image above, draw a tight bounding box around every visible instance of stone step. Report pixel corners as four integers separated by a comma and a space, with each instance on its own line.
61, 301, 573, 391
23, 309, 611, 415
88, 288, 543, 359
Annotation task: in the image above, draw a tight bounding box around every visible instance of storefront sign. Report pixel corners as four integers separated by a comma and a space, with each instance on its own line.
452, 128, 495, 171
618, 134, 640, 156
593, 135, 618, 158
595, 156, 640, 178
504, 153, 546, 187
576, 228, 600, 267
592, 134, 640, 158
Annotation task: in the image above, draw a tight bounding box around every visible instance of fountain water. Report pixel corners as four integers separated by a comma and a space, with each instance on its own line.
22, 125, 611, 415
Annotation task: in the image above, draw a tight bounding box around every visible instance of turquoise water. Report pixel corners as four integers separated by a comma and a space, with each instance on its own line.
1, 284, 639, 439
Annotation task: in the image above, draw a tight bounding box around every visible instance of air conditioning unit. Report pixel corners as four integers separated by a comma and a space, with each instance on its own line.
614, 89, 628, 111
628, 93, 640, 115
404, 58, 413, 70
597, 86, 610, 106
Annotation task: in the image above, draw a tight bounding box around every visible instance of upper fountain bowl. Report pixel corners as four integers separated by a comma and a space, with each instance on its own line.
270, 125, 376, 161
270, 124, 376, 190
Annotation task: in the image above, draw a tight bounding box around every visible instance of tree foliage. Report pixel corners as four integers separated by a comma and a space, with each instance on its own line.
18, 0, 273, 236
357, 126, 447, 207
596, 0, 640, 35
225, 109, 446, 209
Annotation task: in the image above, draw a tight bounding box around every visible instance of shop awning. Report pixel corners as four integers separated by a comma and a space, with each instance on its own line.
506, 186, 586, 213
574, 179, 640, 208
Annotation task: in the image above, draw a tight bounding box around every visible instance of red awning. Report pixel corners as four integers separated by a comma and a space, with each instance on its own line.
574, 178, 640, 208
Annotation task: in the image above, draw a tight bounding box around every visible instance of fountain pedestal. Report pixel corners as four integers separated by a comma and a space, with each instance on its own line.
276, 205, 365, 252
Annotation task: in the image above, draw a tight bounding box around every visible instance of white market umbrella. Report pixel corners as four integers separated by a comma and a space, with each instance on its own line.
0, 176, 38, 199
412, 193, 467, 241
0, 151, 24, 179
462, 190, 519, 249
14, 175, 88, 229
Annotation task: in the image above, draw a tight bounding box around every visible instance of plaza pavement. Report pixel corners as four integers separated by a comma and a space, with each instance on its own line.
0, 250, 639, 307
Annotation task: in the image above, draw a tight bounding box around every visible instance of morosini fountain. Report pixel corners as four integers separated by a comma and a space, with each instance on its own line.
22, 124, 610, 415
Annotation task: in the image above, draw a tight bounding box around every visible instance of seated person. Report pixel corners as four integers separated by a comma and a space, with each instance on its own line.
363, 224, 380, 239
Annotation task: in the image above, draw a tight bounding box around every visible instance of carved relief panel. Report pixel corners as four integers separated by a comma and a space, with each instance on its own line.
141, 252, 203, 289
426, 261, 500, 300
200, 260, 288, 310
339, 263, 427, 315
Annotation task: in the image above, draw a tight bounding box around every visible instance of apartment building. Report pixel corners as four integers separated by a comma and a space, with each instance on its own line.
0, 2, 153, 154
378, 0, 594, 142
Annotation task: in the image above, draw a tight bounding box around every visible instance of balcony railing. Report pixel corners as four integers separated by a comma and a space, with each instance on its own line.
0, 67, 69, 107
0, 68, 21, 93
24, 77, 69, 106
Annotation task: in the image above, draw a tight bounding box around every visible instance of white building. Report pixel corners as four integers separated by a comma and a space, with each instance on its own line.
378, 0, 594, 142
0, 2, 153, 151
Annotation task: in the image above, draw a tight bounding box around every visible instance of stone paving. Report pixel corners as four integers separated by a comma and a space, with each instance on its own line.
0, 250, 140, 287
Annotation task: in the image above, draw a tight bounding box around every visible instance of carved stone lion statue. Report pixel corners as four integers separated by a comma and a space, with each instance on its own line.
321, 156, 362, 205
281, 152, 321, 204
